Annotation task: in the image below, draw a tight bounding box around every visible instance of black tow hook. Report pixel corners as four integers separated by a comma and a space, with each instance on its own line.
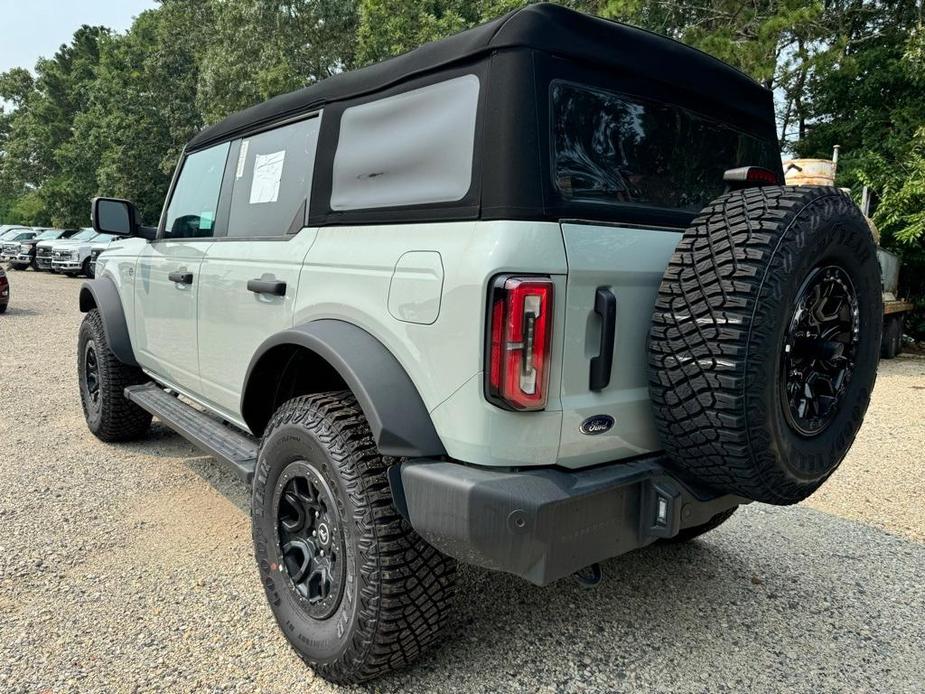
572, 563, 603, 589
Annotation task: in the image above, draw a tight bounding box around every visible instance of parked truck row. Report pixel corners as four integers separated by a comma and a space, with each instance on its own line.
0, 225, 115, 277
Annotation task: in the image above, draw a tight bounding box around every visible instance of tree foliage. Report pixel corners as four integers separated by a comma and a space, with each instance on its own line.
0, 0, 923, 322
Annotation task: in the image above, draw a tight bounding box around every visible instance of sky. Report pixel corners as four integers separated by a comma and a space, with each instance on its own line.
0, 0, 157, 74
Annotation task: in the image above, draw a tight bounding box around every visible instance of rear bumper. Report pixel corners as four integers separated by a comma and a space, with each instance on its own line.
393, 456, 745, 586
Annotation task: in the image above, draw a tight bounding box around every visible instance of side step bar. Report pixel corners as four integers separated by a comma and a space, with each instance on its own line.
125, 383, 257, 484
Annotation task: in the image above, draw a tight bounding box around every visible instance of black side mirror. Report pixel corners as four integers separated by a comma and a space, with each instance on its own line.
91, 197, 156, 240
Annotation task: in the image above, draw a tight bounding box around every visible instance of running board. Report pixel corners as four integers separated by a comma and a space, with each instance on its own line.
125, 383, 257, 484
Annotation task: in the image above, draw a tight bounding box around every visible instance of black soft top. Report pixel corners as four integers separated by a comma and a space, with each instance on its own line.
188, 3, 772, 152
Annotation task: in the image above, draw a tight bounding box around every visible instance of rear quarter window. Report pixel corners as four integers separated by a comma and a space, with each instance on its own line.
551, 80, 779, 213
330, 74, 480, 211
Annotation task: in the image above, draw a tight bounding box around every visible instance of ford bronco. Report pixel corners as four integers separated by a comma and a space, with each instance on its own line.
77, 4, 882, 684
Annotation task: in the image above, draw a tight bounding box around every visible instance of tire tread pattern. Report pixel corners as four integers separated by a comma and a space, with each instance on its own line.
256, 392, 456, 684
648, 186, 879, 504
78, 309, 152, 441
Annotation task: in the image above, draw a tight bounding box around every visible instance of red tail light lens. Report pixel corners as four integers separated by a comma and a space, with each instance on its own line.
486, 276, 554, 411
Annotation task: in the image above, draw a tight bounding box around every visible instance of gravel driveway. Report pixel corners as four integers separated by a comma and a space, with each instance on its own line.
1, 270, 924, 693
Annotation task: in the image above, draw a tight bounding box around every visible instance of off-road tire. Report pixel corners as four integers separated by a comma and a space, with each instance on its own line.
251, 392, 456, 685
649, 186, 882, 505
662, 507, 737, 544
77, 309, 152, 441
9, 262, 28, 271
81, 257, 92, 278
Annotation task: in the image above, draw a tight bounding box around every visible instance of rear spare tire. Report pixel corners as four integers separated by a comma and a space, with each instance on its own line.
648, 186, 882, 505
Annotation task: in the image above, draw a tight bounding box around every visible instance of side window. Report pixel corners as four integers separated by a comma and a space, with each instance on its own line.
163, 142, 230, 239
330, 74, 480, 210
226, 116, 321, 238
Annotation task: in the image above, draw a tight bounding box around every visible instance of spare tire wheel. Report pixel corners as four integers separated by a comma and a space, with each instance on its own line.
648, 186, 882, 505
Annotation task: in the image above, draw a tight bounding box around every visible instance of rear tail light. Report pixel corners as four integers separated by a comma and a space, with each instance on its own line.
486, 276, 554, 411
723, 166, 780, 187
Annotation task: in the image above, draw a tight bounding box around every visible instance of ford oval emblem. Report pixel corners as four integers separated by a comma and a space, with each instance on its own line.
579, 415, 614, 435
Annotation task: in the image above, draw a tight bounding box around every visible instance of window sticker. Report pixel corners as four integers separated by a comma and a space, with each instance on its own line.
250, 150, 286, 204
236, 139, 250, 179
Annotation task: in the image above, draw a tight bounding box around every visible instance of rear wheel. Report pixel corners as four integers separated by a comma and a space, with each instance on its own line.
78, 309, 152, 441
251, 392, 456, 684
649, 186, 882, 505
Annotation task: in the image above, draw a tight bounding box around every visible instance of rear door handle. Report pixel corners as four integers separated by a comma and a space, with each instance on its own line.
589, 287, 617, 391
247, 278, 287, 296
168, 270, 193, 284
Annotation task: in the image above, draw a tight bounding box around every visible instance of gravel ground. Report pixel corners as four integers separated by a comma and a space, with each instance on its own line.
1, 269, 924, 693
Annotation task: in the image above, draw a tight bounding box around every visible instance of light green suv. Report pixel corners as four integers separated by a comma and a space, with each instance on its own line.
76, 4, 883, 684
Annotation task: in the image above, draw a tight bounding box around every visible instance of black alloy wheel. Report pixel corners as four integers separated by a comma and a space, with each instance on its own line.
780, 265, 860, 437
273, 461, 346, 620
83, 340, 102, 416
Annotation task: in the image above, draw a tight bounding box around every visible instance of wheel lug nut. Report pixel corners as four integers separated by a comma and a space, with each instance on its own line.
312, 530, 317, 536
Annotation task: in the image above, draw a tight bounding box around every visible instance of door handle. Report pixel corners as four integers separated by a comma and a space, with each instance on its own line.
589, 287, 617, 391
247, 278, 287, 296
168, 270, 193, 284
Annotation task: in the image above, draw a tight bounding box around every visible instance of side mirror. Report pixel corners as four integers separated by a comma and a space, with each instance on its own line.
91, 197, 156, 239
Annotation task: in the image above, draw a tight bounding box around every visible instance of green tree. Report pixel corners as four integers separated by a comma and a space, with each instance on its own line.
0, 26, 108, 225
59, 2, 213, 225
198, 0, 359, 123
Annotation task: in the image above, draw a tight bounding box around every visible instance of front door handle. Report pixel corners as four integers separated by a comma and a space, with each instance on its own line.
247, 278, 287, 296
589, 287, 617, 391
168, 270, 193, 284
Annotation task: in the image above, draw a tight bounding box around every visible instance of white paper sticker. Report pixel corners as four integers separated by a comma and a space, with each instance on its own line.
249, 150, 286, 204
235, 140, 250, 179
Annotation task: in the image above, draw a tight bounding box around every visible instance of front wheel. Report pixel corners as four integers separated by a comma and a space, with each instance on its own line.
251, 392, 456, 684
78, 309, 152, 441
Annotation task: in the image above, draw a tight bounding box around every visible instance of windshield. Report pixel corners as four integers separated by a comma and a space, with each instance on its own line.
0, 228, 29, 241
551, 80, 781, 213
71, 229, 98, 242
93, 234, 116, 245
36, 229, 63, 240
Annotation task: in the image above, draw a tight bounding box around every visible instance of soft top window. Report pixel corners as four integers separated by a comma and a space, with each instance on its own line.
551, 80, 780, 213
330, 74, 480, 211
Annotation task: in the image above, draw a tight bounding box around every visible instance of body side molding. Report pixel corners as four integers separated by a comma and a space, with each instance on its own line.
242, 320, 446, 458
78, 278, 138, 367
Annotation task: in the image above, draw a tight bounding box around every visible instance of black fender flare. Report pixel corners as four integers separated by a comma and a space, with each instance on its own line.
78, 278, 138, 367
242, 320, 446, 458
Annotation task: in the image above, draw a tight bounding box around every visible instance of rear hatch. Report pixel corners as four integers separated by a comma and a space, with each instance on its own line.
555, 223, 681, 467
546, 80, 781, 468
